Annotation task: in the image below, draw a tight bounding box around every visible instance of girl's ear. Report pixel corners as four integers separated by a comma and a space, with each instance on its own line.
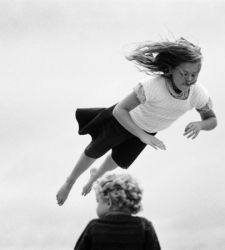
164, 65, 173, 76
107, 197, 112, 208
166, 66, 175, 76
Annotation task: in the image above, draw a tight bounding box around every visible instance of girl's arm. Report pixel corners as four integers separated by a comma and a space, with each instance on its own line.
183, 100, 217, 139
197, 109, 217, 130
113, 92, 166, 150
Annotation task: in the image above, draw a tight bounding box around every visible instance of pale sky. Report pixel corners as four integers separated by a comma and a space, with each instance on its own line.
1, 1, 225, 249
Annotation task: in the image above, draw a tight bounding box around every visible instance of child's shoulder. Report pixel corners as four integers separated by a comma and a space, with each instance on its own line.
140, 75, 164, 85
89, 215, 154, 231
85, 218, 99, 227
135, 215, 152, 221
191, 82, 209, 97
139, 75, 166, 94
132, 215, 153, 225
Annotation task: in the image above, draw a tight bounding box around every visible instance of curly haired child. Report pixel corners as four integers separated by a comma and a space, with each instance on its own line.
74, 172, 161, 250
56, 37, 217, 205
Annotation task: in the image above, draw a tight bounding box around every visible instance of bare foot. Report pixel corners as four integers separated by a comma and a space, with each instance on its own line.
56, 182, 73, 206
81, 168, 97, 196
82, 182, 93, 196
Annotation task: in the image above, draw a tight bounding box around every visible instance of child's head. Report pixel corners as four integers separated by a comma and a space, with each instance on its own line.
127, 37, 202, 77
94, 173, 143, 218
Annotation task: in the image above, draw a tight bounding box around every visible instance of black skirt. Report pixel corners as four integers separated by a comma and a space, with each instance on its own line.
75, 104, 153, 168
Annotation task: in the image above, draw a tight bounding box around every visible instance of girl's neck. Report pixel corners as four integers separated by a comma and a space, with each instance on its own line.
165, 77, 190, 100
169, 76, 182, 94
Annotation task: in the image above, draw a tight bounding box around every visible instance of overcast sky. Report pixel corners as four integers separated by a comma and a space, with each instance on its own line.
1, 0, 225, 249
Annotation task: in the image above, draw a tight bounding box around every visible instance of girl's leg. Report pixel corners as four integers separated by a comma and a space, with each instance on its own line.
56, 152, 96, 205
82, 154, 118, 196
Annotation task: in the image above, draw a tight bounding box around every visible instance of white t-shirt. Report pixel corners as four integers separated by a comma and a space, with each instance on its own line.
129, 75, 210, 133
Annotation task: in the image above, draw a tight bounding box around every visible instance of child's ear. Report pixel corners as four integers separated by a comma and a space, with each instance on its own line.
107, 197, 112, 208
166, 66, 174, 76
164, 65, 173, 76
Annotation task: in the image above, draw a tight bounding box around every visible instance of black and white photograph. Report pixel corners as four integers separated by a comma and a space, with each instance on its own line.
1, 1, 224, 249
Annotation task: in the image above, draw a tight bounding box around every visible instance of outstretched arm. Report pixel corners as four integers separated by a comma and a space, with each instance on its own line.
113, 92, 166, 150
183, 99, 217, 139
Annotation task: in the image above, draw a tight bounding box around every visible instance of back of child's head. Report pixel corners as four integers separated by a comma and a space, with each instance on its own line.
94, 173, 143, 214
126, 37, 202, 76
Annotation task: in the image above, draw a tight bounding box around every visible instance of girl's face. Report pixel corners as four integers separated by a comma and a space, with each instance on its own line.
171, 62, 201, 92
96, 194, 111, 218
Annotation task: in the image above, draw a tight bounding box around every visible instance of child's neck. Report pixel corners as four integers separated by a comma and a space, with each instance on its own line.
165, 77, 190, 100
105, 210, 131, 216
170, 77, 182, 94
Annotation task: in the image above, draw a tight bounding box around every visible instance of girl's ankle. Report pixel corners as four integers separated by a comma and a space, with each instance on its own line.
66, 178, 75, 188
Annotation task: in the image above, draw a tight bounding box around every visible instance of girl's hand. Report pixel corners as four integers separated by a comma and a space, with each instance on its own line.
183, 121, 202, 139
140, 134, 166, 150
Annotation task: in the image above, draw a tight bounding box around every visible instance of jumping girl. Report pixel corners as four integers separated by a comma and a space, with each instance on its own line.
56, 37, 217, 205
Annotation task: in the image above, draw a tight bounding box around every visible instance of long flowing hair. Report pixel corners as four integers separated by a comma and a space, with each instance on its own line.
126, 37, 202, 76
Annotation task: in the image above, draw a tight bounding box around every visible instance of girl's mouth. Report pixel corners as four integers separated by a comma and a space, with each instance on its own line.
183, 82, 193, 88
184, 80, 196, 86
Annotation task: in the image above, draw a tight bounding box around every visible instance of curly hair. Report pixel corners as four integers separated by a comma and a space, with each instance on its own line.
94, 173, 143, 214
126, 37, 202, 76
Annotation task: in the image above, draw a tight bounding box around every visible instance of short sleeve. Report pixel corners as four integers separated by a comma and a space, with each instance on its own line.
207, 97, 213, 109
133, 76, 159, 104
193, 84, 210, 109
196, 96, 213, 112
133, 83, 146, 104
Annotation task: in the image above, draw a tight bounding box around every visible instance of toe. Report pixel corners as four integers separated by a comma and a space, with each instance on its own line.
58, 200, 63, 205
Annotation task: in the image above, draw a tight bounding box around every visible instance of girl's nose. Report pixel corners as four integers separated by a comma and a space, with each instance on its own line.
185, 75, 193, 85
186, 74, 192, 82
